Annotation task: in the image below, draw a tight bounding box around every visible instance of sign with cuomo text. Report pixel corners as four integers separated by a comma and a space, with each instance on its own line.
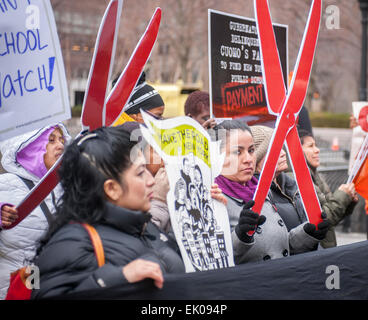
208, 9, 288, 125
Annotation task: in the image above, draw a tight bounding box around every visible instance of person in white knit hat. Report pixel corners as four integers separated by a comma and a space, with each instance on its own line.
250, 125, 331, 250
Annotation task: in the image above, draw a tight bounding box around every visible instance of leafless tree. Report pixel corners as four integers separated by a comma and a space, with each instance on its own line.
51, 0, 364, 112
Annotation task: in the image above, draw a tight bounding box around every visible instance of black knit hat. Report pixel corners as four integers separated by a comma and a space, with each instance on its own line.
123, 72, 165, 115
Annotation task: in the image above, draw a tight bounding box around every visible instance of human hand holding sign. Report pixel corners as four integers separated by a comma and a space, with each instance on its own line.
303, 212, 330, 240
235, 200, 266, 243
210, 183, 228, 205
1, 204, 18, 228
339, 183, 359, 202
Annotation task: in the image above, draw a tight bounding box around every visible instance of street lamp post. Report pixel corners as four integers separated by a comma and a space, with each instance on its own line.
358, 0, 368, 101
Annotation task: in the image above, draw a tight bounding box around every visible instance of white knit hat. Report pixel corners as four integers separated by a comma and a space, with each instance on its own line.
250, 125, 274, 165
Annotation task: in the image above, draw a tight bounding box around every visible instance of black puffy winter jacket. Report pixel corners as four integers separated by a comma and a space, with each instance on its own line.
267, 172, 308, 231
31, 202, 184, 299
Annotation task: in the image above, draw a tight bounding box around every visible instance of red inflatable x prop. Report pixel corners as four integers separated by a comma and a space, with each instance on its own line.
251, 0, 323, 231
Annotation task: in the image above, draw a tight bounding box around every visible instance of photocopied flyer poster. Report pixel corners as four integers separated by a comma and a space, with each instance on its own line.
0, 0, 70, 141
140, 111, 235, 273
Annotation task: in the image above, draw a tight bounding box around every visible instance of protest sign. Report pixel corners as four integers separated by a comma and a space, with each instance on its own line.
0, 0, 70, 141
208, 9, 288, 125
140, 111, 234, 273
353, 155, 368, 200
348, 132, 368, 199
348, 101, 368, 175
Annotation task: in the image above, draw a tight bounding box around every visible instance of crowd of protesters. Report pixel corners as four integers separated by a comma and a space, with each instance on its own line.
0, 75, 360, 299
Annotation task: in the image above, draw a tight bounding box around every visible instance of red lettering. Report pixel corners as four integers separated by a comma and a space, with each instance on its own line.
224, 84, 266, 112
241, 88, 248, 107
226, 91, 232, 111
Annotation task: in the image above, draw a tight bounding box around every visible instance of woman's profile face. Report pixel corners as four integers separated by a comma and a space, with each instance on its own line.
44, 128, 65, 170
301, 136, 320, 169
257, 148, 288, 177
130, 106, 165, 123
115, 151, 155, 212
221, 129, 256, 185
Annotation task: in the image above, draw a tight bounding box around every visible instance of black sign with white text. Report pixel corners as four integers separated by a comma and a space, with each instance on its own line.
209, 9, 288, 125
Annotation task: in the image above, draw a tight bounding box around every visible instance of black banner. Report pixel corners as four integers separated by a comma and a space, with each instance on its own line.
57, 240, 368, 300
208, 9, 288, 125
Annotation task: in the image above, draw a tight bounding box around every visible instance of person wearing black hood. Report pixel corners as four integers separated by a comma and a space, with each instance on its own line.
113, 71, 165, 124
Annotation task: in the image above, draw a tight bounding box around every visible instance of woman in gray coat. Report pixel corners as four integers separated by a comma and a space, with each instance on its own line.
213, 120, 329, 264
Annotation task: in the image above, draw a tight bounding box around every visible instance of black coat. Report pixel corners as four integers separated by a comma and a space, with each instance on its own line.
31, 202, 184, 299
267, 172, 308, 231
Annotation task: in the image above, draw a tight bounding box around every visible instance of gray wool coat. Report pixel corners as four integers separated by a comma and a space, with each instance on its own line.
224, 194, 319, 264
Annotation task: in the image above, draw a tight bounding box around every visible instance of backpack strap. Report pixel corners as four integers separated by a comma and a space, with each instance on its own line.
18, 176, 54, 225
81, 223, 105, 267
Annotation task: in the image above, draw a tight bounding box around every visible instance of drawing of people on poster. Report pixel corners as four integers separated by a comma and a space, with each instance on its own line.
140, 111, 234, 272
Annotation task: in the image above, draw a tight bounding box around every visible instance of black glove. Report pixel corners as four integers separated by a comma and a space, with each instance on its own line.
235, 200, 266, 243
303, 212, 330, 240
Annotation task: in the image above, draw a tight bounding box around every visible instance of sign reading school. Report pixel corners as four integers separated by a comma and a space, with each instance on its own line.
0, 0, 70, 141
208, 9, 288, 125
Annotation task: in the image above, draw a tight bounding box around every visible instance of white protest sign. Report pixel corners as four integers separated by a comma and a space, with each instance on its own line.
140, 111, 234, 273
0, 0, 70, 141
348, 101, 368, 175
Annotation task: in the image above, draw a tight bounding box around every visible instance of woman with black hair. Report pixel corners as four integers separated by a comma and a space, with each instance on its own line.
31, 126, 184, 299
298, 129, 358, 248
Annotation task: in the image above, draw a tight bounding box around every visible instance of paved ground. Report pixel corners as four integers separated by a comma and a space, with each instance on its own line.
335, 231, 367, 246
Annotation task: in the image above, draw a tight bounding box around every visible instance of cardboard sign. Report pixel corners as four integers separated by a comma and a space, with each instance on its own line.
208, 9, 288, 125
141, 111, 234, 273
348, 101, 368, 175
0, 0, 70, 141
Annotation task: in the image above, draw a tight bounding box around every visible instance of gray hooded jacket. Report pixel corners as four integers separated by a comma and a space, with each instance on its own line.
0, 124, 70, 299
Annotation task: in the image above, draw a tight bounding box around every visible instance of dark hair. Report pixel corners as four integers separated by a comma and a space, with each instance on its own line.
298, 128, 314, 145
184, 90, 210, 116
193, 165, 202, 180
36, 126, 139, 255
210, 119, 252, 148
174, 178, 186, 199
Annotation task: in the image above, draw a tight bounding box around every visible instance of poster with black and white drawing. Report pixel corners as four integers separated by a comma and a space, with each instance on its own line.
140, 111, 234, 273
